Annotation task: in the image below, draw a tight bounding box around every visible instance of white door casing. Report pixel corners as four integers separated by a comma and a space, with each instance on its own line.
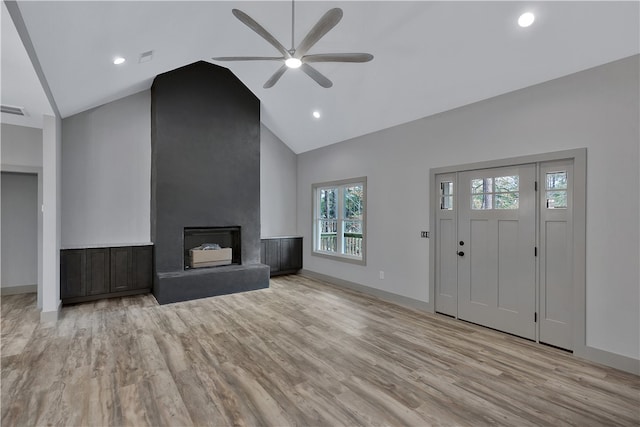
435, 173, 457, 316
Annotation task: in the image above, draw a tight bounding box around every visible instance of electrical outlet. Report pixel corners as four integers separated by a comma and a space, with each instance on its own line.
421, 231, 430, 238
379, 271, 384, 280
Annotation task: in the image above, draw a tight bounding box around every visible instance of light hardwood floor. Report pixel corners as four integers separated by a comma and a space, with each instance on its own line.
2, 275, 639, 426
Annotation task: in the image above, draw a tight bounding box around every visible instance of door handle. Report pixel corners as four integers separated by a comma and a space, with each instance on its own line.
457, 251, 465, 256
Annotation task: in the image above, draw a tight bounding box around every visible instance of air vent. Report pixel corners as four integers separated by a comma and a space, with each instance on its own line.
1, 105, 25, 116
139, 50, 154, 63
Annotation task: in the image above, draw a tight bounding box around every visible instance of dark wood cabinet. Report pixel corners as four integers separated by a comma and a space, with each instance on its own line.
110, 247, 132, 292
86, 248, 110, 295
60, 245, 153, 304
60, 249, 86, 299
261, 237, 302, 276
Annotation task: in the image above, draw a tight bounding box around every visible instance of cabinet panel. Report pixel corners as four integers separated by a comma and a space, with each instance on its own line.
265, 240, 280, 273
110, 247, 132, 292
87, 248, 110, 295
61, 250, 86, 298
132, 246, 153, 290
280, 238, 302, 271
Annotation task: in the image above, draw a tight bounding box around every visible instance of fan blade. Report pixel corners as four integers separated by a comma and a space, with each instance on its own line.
302, 53, 374, 63
232, 9, 291, 58
295, 8, 343, 58
212, 56, 284, 61
300, 63, 333, 88
264, 65, 288, 88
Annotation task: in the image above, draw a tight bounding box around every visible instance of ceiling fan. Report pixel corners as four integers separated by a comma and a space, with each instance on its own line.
212, 2, 373, 89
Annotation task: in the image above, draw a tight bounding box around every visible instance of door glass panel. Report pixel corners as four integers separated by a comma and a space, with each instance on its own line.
545, 171, 568, 209
494, 175, 519, 192
546, 191, 567, 209
471, 194, 492, 210
495, 193, 519, 209
471, 178, 492, 194
546, 171, 567, 190
440, 181, 454, 210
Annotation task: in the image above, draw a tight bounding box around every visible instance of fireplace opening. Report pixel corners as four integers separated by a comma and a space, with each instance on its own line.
184, 227, 241, 270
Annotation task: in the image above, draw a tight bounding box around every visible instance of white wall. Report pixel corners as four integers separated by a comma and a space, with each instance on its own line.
297, 55, 640, 360
260, 124, 297, 237
1, 172, 38, 288
1, 123, 42, 167
61, 90, 151, 246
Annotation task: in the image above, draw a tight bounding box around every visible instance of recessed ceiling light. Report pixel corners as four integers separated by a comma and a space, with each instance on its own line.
518, 12, 535, 28
113, 57, 126, 65
285, 58, 302, 69
312, 111, 321, 119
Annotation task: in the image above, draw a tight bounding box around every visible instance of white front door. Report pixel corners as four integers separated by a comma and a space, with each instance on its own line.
457, 164, 537, 339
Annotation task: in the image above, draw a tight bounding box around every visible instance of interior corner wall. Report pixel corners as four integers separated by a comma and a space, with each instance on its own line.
296, 55, 640, 361
61, 90, 151, 247
260, 124, 297, 237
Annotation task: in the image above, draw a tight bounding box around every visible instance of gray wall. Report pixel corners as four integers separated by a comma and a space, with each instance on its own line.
1, 123, 42, 168
61, 90, 151, 247
297, 55, 639, 360
260, 124, 297, 237
1, 172, 38, 288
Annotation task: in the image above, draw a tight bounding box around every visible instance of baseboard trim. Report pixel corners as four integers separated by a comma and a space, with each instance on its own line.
575, 345, 640, 376
40, 300, 61, 323
1, 284, 37, 295
299, 269, 433, 313
299, 270, 639, 376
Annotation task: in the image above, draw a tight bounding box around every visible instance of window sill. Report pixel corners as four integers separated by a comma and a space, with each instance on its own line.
312, 250, 366, 266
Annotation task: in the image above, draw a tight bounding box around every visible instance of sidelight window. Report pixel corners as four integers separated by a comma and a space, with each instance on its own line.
313, 178, 366, 264
546, 171, 568, 209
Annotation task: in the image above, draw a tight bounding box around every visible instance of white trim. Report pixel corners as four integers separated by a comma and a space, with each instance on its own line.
300, 269, 432, 313
576, 346, 640, 376
1, 285, 37, 295
39, 300, 61, 323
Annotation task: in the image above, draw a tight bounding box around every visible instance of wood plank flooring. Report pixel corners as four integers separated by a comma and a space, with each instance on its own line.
2, 275, 639, 426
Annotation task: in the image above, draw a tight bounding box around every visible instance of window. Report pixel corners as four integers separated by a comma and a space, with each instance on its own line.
546, 171, 567, 209
440, 181, 454, 210
313, 177, 366, 264
471, 175, 519, 210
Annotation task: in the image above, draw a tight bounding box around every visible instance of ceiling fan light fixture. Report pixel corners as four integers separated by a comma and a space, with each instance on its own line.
285, 57, 302, 69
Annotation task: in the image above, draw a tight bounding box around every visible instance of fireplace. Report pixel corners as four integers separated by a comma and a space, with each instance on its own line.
150, 61, 269, 305
184, 227, 241, 269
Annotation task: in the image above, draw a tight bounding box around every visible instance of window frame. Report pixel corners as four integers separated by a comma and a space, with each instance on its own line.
312, 177, 367, 265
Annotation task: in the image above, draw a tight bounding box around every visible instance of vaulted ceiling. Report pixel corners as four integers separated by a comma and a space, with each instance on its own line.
3, 1, 639, 153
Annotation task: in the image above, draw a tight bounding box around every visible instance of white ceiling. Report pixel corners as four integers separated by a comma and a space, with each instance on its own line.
5, 1, 640, 153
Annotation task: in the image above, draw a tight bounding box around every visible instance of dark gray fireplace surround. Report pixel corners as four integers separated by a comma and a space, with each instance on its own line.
151, 61, 269, 304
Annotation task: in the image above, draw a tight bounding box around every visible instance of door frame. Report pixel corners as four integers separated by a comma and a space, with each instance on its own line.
429, 148, 586, 354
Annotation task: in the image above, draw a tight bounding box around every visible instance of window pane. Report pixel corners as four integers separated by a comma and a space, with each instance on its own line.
441, 181, 453, 196
546, 172, 567, 190
344, 185, 364, 219
494, 175, 519, 192
441, 195, 453, 210
343, 220, 363, 257
546, 191, 567, 209
471, 178, 492, 194
318, 220, 337, 252
471, 194, 492, 210
320, 188, 337, 219
495, 192, 519, 209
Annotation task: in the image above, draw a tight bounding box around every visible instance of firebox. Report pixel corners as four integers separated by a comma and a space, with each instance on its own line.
184, 227, 241, 269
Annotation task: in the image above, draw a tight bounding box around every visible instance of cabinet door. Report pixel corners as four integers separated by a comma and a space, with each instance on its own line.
280, 238, 302, 271
264, 239, 281, 273
61, 249, 86, 298
110, 247, 132, 292
87, 248, 110, 295
132, 246, 153, 290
